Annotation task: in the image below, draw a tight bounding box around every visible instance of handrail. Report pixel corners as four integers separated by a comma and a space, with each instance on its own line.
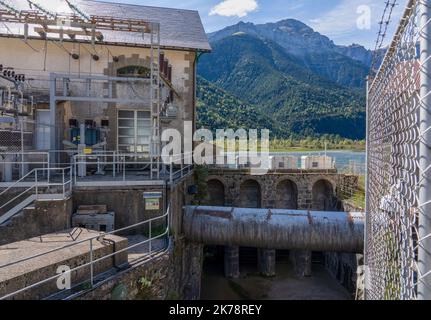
0, 167, 72, 221
0, 205, 171, 300
0, 204, 168, 269
0, 168, 37, 197
72, 152, 195, 184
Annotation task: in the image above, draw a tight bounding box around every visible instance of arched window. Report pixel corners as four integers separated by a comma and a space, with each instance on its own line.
312, 180, 336, 211
276, 180, 298, 209
240, 180, 261, 208
117, 65, 151, 78
207, 180, 225, 206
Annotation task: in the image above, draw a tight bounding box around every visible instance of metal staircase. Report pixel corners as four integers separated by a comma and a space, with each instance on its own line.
0, 167, 72, 225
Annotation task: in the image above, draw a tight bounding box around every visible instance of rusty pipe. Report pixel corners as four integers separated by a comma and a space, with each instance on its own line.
183, 206, 364, 253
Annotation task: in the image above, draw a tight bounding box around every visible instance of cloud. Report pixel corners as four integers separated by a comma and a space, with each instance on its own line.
308, 0, 406, 46
209, 0, 258, 18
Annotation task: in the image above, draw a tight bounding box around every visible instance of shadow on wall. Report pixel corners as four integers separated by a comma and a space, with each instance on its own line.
312, 180, 336, 211
207, 179, 225, 206
239, 180, 261, 208
276, 180, 298, 210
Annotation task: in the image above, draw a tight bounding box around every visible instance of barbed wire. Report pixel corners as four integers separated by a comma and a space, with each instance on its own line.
370, 0, 399, 75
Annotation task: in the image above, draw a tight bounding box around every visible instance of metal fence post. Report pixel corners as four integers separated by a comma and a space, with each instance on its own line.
20, 117, 24, 178
62, 169, 65, 197
419, 0, 431, 300
364, 76, 370, 300
89, 239, 94, 287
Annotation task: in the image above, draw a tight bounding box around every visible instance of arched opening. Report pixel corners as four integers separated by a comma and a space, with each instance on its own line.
276, 180, 298, 209
117, 65, 151, 78
207, 179, 226, 206
239, 180, 261, 208
312, 180, 336, 211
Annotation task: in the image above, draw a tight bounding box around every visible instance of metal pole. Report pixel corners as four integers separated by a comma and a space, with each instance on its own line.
89, 239, 94, 287
20, 118, 24, 178
169, 156, 173, 185
35, 169, 38, 198
364, 76, 370, 300
62, 169, 65, 197
149, 220, 152, 254
419, 0, 431, 300
49, 73, 57, 164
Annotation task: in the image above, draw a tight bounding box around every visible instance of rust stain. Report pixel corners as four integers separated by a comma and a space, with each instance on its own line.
266, 209, 272, 221
194, 208, 233, 220
347, 212, 355, 228
307, 211, 313, 225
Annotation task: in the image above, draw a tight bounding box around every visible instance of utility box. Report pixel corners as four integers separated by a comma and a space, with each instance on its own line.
270, 156, 298, 170
301, 155, 334, 170
72, 205, 115, 232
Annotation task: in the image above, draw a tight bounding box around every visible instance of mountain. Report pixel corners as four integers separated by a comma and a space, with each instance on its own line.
207, 20, 371, 88
197, 76, 281, 135
197, 33, 366, 139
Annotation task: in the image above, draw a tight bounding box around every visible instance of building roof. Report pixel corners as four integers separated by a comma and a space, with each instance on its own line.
0, 0, 211, 52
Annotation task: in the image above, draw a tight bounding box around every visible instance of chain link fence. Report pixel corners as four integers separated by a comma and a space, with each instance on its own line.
366, 0, 431, 300
0, 117, 51, 181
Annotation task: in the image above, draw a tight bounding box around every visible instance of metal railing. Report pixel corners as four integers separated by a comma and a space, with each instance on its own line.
72, 152, 194, 185
0, 204, 171, 300
366, 0, 431, 300
0, 167, 72, 223
0, 151, 50, 181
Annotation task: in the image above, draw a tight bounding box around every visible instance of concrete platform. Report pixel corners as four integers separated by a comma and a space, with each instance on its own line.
0, 229, 128, 300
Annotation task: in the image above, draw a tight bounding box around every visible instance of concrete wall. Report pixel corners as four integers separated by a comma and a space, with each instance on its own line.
0, 231, 128, 300
325, 252, 364, 299
0, 197, 73, 246
72, 186, 167, 230
75, 175, 204, 301
76, 239, 204, 300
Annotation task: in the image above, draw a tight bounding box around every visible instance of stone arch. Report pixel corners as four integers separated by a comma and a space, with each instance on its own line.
312, 179, 336, 211
239, 179, 262, 208
206, 179, 226, 206
104, 54, 151, 77
276, 179, 298, 209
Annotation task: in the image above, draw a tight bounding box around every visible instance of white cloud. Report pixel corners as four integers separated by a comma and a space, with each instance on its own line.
308, 0, 406, 46
209, 0, 258, 18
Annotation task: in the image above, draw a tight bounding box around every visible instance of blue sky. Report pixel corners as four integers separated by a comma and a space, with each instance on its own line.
104, 0, 407, 49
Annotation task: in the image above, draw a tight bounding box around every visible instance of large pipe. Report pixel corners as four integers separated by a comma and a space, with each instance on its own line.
183, 206, 364, 253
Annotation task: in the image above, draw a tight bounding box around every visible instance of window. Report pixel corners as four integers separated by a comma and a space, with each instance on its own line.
117, 65, 151, 78
118, 110, 151, 154
312, 162, 319, 168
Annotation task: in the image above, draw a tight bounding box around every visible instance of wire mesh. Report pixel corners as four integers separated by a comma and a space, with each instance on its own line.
366, 0, 431, 300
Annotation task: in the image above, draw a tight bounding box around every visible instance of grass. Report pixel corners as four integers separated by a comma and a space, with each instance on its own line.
342, 175, 366, 209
